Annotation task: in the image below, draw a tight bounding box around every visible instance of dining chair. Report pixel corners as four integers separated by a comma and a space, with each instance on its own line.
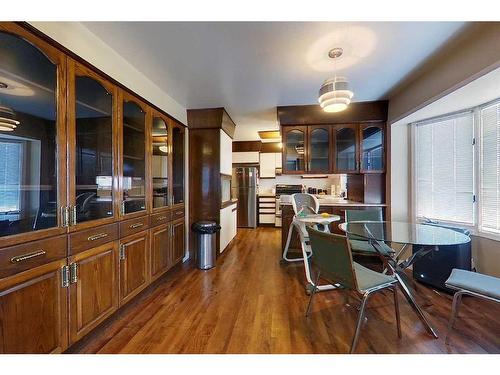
445, 268, 500, 344
305, 227, 402, 353
344, 208, 388, 255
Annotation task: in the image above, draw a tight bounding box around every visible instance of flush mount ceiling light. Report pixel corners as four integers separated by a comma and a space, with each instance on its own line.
0, 105, 20, 132
318, 48, 354, 113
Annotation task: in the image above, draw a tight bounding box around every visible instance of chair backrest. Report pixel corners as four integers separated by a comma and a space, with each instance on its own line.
291, 193, 319, 215
345, 208, 383, 222
306, 227, 358, 291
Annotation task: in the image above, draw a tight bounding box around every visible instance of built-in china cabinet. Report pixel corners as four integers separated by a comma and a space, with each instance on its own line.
0, 22, 186, 353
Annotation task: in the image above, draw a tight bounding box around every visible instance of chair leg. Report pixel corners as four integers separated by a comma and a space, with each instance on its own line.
445, 291, 464, 345
305, 271, 321, 317
393, 286, 402, 339
350, 292, 371, 354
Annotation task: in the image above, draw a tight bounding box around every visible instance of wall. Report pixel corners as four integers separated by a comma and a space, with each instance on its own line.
389, 123, 410, 222
388, 22, 500, 124
472, 236, 500, 277
29, 22, 187, 124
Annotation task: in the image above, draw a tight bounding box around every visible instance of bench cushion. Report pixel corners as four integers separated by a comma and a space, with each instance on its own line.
445, 269, 500, 300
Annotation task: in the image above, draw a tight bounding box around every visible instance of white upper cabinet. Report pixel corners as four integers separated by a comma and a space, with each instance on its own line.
220, 130, 233, 175
260, 153, 276, 178
233, 151, 260, 164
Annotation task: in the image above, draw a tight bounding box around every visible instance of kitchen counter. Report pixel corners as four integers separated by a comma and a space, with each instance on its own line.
280, 199, 386, 207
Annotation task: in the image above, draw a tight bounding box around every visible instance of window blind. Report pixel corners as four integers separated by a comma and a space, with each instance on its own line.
480, 102, 500, 234
414, 112, 474, 224
0, 141, 22, 212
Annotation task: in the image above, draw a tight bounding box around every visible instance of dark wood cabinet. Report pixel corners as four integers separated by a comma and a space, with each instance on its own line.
307, 125, 331, 173
68, 241, 118, 344
360, 124, 385, 173
119, 231, 149, 305
282, 126, 307, 174
67, 59, 119, 231
0, 259, 68, 353
150, 223, 171, 281
151, 113, 170, 210
332, 124, 360, 173
171, 123, 185, 206
171, 218, 185, 265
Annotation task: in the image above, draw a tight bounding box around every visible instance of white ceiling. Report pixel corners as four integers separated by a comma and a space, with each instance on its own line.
81, 22, 466, 140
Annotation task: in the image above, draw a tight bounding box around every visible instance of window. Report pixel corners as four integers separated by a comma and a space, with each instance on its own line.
413, 112, 474, 225
480, 102, 500, 234
0, 140, 23, 220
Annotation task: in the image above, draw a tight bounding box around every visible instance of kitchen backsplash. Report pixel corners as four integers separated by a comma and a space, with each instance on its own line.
259, 174, 346, 195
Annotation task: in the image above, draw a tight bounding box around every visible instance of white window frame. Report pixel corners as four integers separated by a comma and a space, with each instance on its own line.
410, 98, 500, 242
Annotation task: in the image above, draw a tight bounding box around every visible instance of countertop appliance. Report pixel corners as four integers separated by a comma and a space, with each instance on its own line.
275, 184, 304, 227
232, 167, 258, 228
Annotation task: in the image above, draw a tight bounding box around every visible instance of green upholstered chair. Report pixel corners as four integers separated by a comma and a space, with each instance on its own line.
445, 269, 500, 344
305, 227, 402, 353
344, 208, 389, 255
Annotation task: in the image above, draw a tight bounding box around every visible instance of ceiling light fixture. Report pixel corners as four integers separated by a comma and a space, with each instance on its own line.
0, 105, 20, 132
159, 145, 169, 153
318, 48, 354, 113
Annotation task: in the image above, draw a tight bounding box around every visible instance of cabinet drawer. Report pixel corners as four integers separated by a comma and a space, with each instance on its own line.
120, 216, 150, 237
69, 223, 119, 255
0, 235, 67, 279
150, 211, 171, 227
171, 207, 185, 220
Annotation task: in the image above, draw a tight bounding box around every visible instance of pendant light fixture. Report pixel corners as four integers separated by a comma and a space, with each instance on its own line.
0, 104, 20, 132
318, 48, 354, 113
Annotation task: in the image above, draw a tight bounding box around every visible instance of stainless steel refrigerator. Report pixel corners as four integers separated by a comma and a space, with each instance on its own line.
232, 167, 258, 228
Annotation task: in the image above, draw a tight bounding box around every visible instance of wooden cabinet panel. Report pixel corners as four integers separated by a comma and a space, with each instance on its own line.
68, 242, 118, 343
119, 215, 150, 238
171, 205, 185, 221
150, 224, 171, 281
150, 210, 171, 228
282, 126, 307, 174
0, 235, 67, 279
69, 223, 119, 255
0, 259, 68, 353
171, 218, 185, 265
119, 231, 149, 305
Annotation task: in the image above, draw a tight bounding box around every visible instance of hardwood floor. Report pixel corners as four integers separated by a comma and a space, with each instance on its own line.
67, 227, 499, 354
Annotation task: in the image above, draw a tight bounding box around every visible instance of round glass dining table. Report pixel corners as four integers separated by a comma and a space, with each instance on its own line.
339, 221, 471, 339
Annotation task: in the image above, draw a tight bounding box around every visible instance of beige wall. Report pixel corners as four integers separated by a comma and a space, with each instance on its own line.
388, 22, 500, 124
472, 236, 500, 278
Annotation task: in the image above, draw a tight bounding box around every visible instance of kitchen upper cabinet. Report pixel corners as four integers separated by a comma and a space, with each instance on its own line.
307, 125, 331, 173
0, 25, 67, 245
150, 223, 171, 281
360, 124, 384, 173
282, 126, 307, 174
260, 152, 278, 178
121, 93, 148, 216
119, 230, 149, 305
333, 124, 359, 173
68, 60, 117, 230
0, 258, 68, 353
171, 217, 185, 264
68, 241, 118, 344
151, 114, 169, 210
171, 123, 185, 205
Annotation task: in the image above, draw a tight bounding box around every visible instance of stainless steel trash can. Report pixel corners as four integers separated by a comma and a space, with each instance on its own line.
192, 221, 220, 270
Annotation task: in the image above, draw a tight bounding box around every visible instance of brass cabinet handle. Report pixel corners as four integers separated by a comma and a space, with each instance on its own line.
10, 250, 47, 263
129, 222, 144, 229
157, 216, 167, 221
119, 244, 126, 260
87, 233, 109, 241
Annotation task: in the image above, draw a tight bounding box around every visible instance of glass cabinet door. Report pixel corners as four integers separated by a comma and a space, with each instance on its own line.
308, 127, 330, 173
171, 124, 184, 205
361, 125, 384, 172
334, 126, 358, 173
0, 30, 62, 239
73, 70, 114, 224
284, 127, 306, 173
122, 98, 146, 214
151, 116, 169, 209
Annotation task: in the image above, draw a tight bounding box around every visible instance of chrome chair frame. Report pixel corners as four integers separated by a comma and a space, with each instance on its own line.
445, 287, 500, 344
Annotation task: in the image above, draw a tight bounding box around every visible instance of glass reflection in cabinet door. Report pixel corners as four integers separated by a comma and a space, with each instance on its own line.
122, 101, 146, 214
75, 76, 113, 223
285, 129, 305, 172
172, 126, 184, 205
309, 128, 329, 172
0, 32, 58, 237
361, 126, 383, 171
152, 117, 169, 208
335, 127, 357, 171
